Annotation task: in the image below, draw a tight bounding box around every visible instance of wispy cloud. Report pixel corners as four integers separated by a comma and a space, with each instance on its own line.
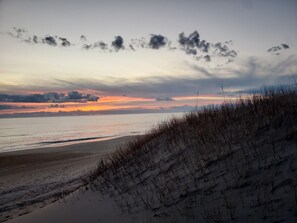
267, 43, 290, 55
155, 96, 174, 101
2, 55, 294, 98
0, 104, 34, 110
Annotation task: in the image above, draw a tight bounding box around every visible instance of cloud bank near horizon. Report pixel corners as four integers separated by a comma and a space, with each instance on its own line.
1, 55, 295, 100
0, 91, 99, 103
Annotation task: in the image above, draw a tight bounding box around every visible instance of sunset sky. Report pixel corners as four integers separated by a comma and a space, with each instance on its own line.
0, 0, 296, 116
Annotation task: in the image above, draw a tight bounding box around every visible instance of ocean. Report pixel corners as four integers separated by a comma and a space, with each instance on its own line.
0, 112, 183, 153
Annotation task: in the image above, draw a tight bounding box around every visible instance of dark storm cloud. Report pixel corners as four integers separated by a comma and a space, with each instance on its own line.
267, 43, 290, 54
0, 92, 99, 103
149, 34, 167, 49
112, 36, 124, 50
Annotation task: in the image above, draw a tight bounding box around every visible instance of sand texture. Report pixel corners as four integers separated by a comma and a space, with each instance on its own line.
0, 136, 134, 222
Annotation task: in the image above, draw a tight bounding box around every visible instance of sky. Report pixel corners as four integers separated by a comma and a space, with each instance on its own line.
0, 0, 296, 116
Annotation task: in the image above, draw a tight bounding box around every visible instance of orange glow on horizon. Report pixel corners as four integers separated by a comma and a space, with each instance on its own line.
0, 94, 236, 115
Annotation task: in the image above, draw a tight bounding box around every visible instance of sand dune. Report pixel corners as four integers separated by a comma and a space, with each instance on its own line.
3, 91, 297, 223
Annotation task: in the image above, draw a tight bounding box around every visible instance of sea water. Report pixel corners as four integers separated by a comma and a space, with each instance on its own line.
0, 112, 183, 153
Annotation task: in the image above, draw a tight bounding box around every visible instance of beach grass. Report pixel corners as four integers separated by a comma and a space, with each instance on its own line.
86, 89, 297, 222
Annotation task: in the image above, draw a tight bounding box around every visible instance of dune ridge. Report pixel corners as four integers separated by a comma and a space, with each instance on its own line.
86, 90, 297, 222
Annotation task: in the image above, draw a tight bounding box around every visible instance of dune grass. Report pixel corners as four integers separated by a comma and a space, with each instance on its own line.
86, 90, 297, 222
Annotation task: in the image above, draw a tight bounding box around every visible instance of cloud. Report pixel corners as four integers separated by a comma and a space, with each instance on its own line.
4, 28, 239, 64
234, 84, 297, 94
149, 34, 167, 49
267, 43, 290, 54
0, 91, 100, 103
59, 37, 71, 47
177, 31, 212, 55
4, 28, 219, 59
42, 35, 72, 47
177, 31, 236, 62
267, 46, 282, 52
80, 35, 87, 42
8, 27, 27, 38
130, 37, 147, 48
155, 96, 175, 101
112, 36, 124, 50
32, 35, 38, 43
178, 31, 200, 55
185, 48, 197, 55
82, 44, 92, 50
281, 43, 289, 49
199, 40, 210, 53
93, 41, 108, 50
213, 42, 237, 57
204, 55, 211, 62
129, 44, 135, 51
178, 31, 200, 48
5, 27, 74, 47
48, 104, 65, 108
47, 55, 296, 97
0, 104, 34, 110
82, 41, 109, 51
43, 36, 57, 46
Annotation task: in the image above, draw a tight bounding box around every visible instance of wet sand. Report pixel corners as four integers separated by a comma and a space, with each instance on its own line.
0, 136, 135, 222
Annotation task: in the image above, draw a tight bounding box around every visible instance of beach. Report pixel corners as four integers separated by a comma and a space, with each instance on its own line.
0, 136, 135, 222
1, 92, 297, 223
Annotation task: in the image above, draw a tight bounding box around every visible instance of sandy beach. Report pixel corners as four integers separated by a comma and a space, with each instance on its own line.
0, 136, 135, 222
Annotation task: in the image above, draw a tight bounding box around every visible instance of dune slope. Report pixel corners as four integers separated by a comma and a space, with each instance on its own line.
88, 91, 297, 222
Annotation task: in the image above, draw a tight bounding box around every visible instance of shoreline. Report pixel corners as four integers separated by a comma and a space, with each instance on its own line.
0, 135, 136, 222
0, 135, 139, 156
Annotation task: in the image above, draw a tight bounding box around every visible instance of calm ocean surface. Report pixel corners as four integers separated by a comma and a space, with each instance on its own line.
0, 112, 183, 153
